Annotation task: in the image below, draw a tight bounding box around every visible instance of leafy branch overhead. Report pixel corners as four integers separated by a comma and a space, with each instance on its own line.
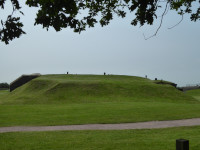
0, 0, 25, 44
1, 0, 200, 44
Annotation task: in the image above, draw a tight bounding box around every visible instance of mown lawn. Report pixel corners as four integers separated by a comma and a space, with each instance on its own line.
186, 89, 200, 101
1, 126, 200, 150
1, 102, 200, 127
0, 75, 200, 127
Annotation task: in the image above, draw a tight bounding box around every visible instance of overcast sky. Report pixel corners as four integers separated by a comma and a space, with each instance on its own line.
1, 1, 200, 86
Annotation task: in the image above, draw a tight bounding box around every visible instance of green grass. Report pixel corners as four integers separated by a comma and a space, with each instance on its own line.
186, 89, 200, 101
1, 75, 200, 150
0, 89, 9, 96
1, 102, 200, 127
0, 74, 200, 127
0, 75, 196, 104
1, 126, 200, 150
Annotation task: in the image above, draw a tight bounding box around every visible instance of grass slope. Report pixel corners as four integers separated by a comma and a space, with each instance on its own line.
0, 74, 195, 104
0, 74, 200, 127
186, 88, 200, 101
1, 126, 200, 150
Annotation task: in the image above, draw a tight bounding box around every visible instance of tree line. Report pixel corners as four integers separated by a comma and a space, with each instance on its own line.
0, 83, 10, 89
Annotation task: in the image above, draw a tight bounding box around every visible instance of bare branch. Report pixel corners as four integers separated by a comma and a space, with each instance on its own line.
143, 2, 169, 40
168, 14, 184, 29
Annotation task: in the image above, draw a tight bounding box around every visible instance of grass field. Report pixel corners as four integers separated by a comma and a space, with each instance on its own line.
1, 75, 200, 150
0, 74, 200, 127
186, 89, 200, 101
1, 126, 200, 150
1, 102, 200, 127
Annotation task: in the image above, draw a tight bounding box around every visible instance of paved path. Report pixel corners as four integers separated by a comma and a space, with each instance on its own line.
1, 118, 200, 133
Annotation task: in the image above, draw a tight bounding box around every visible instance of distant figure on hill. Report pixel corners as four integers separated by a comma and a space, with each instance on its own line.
104, 72, 106, 75
155, 78, 157, 80
67, 72, 69, 74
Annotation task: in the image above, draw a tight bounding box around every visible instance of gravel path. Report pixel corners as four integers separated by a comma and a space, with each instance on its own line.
1, 118, 200, 133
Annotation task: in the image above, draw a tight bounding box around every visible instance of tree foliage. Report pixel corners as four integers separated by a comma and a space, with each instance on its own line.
1, 0, 200, 44
0, 0, 25, 44
0, 82, 9, 89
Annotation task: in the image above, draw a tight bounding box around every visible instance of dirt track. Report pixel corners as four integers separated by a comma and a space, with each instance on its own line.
0, 118, 200, 133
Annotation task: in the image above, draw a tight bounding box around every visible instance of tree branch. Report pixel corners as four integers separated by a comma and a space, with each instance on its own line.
143, 1, 169, 40
168, 14, 184, 29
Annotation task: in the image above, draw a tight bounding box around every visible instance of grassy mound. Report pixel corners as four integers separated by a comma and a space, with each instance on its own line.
0, 75, 200, 126
0, 74, 195, 104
